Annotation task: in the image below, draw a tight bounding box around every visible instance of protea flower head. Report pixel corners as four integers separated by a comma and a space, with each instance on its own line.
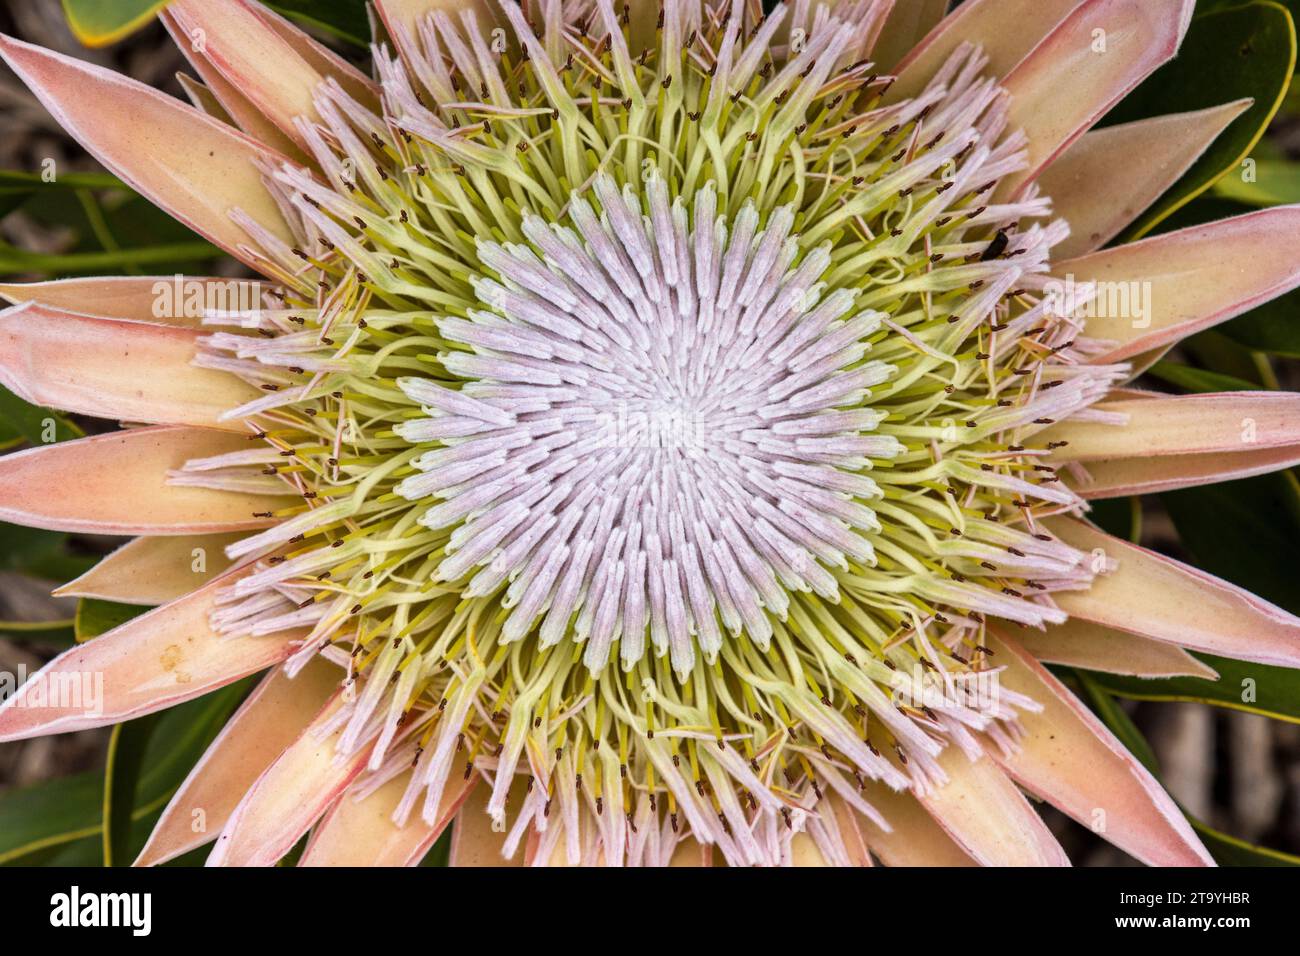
1, 0, 1299, 868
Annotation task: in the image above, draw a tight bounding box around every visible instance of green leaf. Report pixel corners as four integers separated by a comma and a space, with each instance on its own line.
266, 1, 371, 48
0, 618, 77, 647
102, 713, 161, 866
0, 771, 106, 865
1162, 471, 1300, 616
1144, 341, 1300, 622
1191, 818, 1300, 865
1100, 1, 1296, 240
75, 598, 150, 643
60, 0, 170, 48
1214, 156, 1300, 204
1085, 652, 1300, 723
0, 241, 221, 275
1181, 329, 1275, 386
0, 523, 95, 582
0, 679, 252, 865
1145, 360, 1261, 393
0, 386, 83, 446
9, 185, 222, 277
0, 170, 125, 191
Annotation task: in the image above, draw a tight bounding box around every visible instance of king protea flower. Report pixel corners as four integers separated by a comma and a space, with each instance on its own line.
0, 0, 1298, 868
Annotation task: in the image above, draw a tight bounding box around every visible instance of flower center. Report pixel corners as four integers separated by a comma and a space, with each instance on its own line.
393, 173, 901, 676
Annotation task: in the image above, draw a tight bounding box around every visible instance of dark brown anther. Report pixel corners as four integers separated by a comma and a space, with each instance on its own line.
252, 511, 274, 518
350, 604, 362, 615
261, 383, 280, 392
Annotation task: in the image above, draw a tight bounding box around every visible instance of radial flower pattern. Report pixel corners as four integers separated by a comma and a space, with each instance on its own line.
0, 0, 1299, 867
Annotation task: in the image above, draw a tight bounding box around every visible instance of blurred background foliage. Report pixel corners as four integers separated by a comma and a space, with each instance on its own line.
0, 0, 1298, 866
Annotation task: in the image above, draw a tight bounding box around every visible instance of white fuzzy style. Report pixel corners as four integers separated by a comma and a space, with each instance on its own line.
395, 172, 898, 676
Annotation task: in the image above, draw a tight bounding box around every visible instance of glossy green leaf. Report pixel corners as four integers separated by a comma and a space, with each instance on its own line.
1101, 1, 1296, 240
267, 1, 371, 47
0, 618, 77, 647
0, 387, 83, 446
1145, 360, 1261, 393
1163, 471, 1300, 616
1181, 329, 1275, 385
74, 599, 150, 643
60, 0, 171, 48
1214, 156, 1300, 204
1086, 652, 1300, 723
1144, 336, 1300, 622
102, 713, 160, 866
0, 523, 94, 582
1192, 818, 1300, 865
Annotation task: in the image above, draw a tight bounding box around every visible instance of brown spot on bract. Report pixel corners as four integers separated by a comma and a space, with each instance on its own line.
160, 643, 183, 671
